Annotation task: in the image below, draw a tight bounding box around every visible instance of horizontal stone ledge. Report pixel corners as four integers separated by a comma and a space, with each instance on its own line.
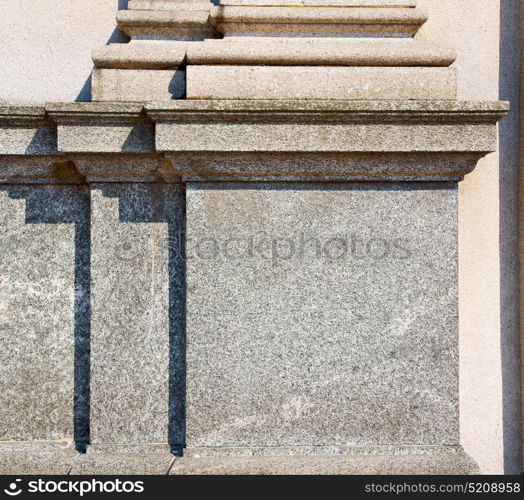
93, 42, 188, 69
0, 152, 485, 183
92, 68, 186, 102
157, 122, 497, 154
210, 6, 427, 25
146, 99, 509, 124
128, 0, 212, 10
169, 453, 478, 475
165, 152, 482, 182
186, 39, 455, 67
117, 10, 212, 28
94, 39, 456, 69
210, 6, 428, 37
46, 102, 149, 125
117, 9, 219, 40
0, 101, 508, 163
0, 105, 49, 126
186, 66, 457, 100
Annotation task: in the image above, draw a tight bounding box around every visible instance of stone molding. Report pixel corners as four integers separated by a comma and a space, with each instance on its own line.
209, 6, 428, 37
0, 100, 509, 183
91, 0, 458, 101
117, 9, 219, 40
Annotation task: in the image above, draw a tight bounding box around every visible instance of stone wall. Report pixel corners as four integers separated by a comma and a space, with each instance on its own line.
0, 0, 521, 474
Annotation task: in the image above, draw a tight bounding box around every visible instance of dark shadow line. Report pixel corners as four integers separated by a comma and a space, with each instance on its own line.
169, 187, 187, 455
73, 199, 91, 453
498, 0, 522, 474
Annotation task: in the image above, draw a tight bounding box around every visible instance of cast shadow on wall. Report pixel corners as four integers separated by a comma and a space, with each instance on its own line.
1, 185, 91, 451
498, 0, 522, 475
76, 0, 130, 103
1, 183, 187, 455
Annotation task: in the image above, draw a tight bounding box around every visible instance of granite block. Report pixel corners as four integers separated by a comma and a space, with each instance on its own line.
92, 69, 186, 102
170, 453, 479, 475
185, 182, 459, 449
211, 6, 428, 37
219, 0, 416, 5
89, 183, 185, 449
186, 39, 456, 67
155, 121, 495, 154
0, 186, 90, 443
72, 453, 174, 475
186, 66, 456, 100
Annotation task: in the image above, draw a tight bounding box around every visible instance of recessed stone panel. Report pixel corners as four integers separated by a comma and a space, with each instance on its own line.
185, 182, 458, 449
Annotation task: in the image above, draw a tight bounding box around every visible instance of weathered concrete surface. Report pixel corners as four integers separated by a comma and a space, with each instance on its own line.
185, 182, 459, 449
0, 186, 89, 443
186, 66, 456, 100
89, 183, 185, 450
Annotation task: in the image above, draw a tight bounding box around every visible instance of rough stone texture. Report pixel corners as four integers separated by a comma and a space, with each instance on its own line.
0, 450, 79, 475
92, 68, 185, 102
186, 66, 456, 100
170, 453, 479, 475
187, 39, 456, 67
0, 186, 90, 444
185, 182, 459, 449
89, 183, 185, 450
72, 453, 174, 475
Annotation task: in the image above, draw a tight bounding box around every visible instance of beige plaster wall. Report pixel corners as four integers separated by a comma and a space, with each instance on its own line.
0, 0, 521, 474
0, 0, 126, 104
418, 0, 521, 475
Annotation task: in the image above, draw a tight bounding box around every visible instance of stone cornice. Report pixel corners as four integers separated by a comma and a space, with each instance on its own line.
145, 100, 509, 124
46, 103, 150, 125
0, 100, 509, 183
0, 106, 51, 127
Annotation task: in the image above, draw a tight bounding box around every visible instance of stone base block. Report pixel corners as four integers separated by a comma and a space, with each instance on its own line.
186, 66, 456, 100
92, 69, 185, 102
0, 451, 479, 475
170, 453, 479, 475
71, 453, 174, 475
0, 450, 78, 475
